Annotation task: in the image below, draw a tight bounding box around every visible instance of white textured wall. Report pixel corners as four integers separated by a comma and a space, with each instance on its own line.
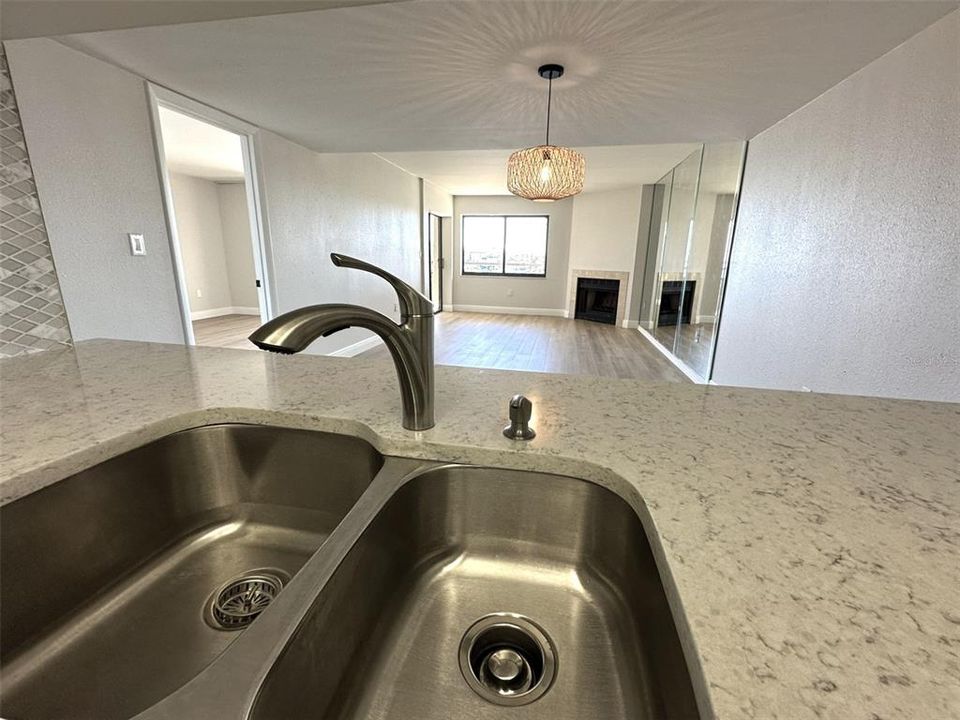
452, 195, 573, 313
168, 173, 232, 313
6, 39, 184, 343
568, 188, 642, 272
217, 182, 259, 309
423, 181, 453, 218
257, 132, 421, 354
713, 12, 960, 402
567, 188, 643, 314
421, 179, 453, 306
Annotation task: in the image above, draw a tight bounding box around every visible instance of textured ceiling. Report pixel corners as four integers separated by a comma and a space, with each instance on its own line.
381, 143, 699, 195
158, 106, 245, 181
59, 1, 955, 153
0, 0, 405, 40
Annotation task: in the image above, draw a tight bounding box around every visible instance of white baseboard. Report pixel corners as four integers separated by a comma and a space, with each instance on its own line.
190, 306, 260, 321
695, 314, 717, 324
326, 335, 383, 358
621, 319, 639, 329
451, 304, 566, 318
636, 325, 706, 384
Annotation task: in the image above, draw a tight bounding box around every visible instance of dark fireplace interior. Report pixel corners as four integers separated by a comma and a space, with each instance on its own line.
575, 278, 619, 325
658, 280, 696, 325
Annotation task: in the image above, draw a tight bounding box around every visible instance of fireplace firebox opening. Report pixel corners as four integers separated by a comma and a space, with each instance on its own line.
575, 278, 620, 325
658, 280, 696, 325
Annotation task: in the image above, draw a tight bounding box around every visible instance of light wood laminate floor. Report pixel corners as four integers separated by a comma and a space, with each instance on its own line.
192, 314, 262, 351
654, 322, 715, 379
361, 311, 688, 382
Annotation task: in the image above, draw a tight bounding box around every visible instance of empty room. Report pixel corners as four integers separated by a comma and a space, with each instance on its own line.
1, 2, 957, 719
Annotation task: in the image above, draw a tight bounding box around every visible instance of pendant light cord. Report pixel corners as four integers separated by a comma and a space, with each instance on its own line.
545, 75, 553, 147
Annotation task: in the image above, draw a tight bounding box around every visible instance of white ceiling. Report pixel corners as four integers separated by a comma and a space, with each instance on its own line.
58, 1, 955, 154
0, 0, 405, 40
157, 106, 246, 182
381, 143, 698, 195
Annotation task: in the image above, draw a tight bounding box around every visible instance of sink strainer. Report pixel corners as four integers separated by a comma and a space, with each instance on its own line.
458, 613, 556, 706
204, 569, 290, 630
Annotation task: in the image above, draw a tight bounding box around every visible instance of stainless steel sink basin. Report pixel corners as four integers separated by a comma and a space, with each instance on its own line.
2, 430, 704, 720
0, 425, 383, 720
250, 465, 700, 720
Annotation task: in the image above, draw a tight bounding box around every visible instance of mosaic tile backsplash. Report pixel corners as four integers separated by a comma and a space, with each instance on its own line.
1, 45, 72, 357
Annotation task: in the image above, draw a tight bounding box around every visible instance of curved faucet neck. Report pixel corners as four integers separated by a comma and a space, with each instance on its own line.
249, 304, 435, 431
330, 254, 436, 320
249, 253, 436, 431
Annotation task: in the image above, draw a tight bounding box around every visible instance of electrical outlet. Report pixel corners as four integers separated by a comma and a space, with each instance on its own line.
196, 288, 203, 298
506, 288, 514, 297
128, 233, 146, 256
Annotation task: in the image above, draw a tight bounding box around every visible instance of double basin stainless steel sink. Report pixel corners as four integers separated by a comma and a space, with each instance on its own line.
0, 425, 703, 719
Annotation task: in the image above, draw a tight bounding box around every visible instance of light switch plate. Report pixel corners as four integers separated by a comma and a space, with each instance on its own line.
128, 233, 146, 256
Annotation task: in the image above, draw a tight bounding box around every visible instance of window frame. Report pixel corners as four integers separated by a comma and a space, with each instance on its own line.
460, 214, 550, 278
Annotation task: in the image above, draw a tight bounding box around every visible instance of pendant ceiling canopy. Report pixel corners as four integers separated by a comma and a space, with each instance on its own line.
507, 64, 585, 202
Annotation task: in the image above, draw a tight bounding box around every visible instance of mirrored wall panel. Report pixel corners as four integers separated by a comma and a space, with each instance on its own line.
653, 147, 702, 357
639, 141, 746, 382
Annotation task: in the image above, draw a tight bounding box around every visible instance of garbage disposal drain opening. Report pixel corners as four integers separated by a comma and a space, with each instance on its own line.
458, 613, 556, 706
204, 568, 290, 631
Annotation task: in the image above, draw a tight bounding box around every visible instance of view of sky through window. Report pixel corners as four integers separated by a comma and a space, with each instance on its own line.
462, 215, 547, 275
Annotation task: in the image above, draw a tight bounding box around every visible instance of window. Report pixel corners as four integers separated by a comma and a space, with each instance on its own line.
462, 215, 548, 276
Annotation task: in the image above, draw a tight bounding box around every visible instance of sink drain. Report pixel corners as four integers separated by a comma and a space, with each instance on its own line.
458, 613, 556, 706
204, 569, 290, 630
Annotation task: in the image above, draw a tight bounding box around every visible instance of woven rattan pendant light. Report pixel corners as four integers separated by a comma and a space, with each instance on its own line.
507, 64, 585, 202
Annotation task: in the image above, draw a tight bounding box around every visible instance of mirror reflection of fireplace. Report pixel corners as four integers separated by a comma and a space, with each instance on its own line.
658, 280, 696, 325
575, 278, 620, 325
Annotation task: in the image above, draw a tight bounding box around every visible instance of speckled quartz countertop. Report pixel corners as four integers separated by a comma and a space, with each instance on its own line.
1, 340, 958, 719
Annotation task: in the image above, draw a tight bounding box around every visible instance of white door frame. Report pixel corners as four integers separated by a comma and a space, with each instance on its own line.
146, 83, 274, 345
426, 212, 443, 310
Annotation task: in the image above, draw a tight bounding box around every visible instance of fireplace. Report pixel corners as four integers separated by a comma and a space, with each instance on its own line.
575, 278, 620, 325
658, 280, 696, 325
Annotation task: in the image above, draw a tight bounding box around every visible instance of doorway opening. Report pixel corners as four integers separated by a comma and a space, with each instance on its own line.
149, 87, 271, 349
426, 212, 444, 311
